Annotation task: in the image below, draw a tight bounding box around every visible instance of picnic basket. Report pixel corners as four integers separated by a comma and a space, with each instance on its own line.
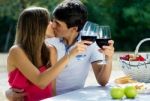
120, 38, 150, 83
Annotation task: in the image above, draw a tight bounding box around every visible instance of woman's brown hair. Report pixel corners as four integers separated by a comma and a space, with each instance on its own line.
15, 7, 50, 68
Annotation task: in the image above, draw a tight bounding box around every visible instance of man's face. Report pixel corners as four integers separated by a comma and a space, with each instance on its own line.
51, 19, 73, 38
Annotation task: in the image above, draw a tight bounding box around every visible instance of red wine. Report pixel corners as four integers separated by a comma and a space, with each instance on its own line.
96, 38, 111, 48
81, 36, 97, 45
81, 36, 96, 42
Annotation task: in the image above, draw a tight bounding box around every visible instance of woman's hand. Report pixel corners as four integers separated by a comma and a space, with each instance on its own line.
69, 41, 92, 58
46, 22, 55, 38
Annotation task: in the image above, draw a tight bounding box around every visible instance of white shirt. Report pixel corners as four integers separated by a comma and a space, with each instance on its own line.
45, 36, 105, 95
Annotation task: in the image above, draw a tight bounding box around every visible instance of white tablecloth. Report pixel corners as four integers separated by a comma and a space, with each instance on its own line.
42, 85, 150, 101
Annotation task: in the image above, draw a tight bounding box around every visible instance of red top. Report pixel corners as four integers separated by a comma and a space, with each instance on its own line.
8, 66, 52, 101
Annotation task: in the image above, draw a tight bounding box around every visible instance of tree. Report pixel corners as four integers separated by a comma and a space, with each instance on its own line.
0, 0, 150, 52
0, 0, 61, 52
83, 0, 150, 51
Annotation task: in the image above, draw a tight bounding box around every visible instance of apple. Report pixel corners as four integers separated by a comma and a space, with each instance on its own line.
124, 86, 137, 99
110, 87, 124, 99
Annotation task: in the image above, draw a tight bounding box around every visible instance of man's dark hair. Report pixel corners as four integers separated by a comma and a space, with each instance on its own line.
53, 0, 88, 32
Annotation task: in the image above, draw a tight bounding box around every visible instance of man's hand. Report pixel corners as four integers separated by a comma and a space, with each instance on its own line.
5, 88, 26, 101
93, 40, 114, 86
99, 40, 114, 60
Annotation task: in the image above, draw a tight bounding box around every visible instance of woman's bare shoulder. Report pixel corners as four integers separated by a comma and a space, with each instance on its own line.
8, 45, 27, 62
7, 45, 26, 71
9, 45, 27, 57
9, 45, 22, 53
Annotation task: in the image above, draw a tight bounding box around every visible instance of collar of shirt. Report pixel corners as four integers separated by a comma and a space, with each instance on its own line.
59, 33, 81, 52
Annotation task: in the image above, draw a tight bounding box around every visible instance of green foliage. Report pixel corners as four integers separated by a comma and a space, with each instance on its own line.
83, 0, 150, 51
0, 0, 150, 52
0, 0, 62, 52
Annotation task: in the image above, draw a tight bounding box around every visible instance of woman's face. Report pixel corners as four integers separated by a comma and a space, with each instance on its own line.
45, 22, 55, 38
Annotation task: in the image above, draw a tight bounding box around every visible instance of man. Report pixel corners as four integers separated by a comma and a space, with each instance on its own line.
6, 0, 114, 100
47, 0, 114, 95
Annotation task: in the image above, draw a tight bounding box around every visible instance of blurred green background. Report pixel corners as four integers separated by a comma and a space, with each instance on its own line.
0, 0, 150, 52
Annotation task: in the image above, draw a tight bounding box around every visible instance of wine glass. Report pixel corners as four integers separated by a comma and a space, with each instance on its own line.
80, 21, 97, 44
76, 21, 97, 60
95, 25, 111, 63
96, 25, 111, 48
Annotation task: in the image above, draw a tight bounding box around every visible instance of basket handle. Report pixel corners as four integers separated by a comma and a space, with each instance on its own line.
135, 38, 150, 55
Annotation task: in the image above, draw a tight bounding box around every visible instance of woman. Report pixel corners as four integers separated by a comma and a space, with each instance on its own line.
7, 6, 91, 101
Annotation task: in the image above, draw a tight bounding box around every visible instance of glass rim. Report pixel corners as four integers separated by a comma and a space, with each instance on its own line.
85, 21, 110, 27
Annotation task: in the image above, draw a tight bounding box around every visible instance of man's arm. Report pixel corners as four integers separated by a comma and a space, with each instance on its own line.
51, 80, 56, 96
5, 88, 26, 101
92, 59, 112, 86
92, 40, 114, 86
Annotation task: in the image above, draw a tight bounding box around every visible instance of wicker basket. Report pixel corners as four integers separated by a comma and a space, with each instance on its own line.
120, 38, 150, 83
